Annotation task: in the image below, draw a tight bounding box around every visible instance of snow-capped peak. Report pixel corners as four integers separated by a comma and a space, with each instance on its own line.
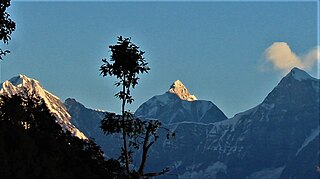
168, 80, 197, 101
1, 74, 59, 100
288, 67, 316, 81
0, 75, 87, 140
9, 74, 34, 86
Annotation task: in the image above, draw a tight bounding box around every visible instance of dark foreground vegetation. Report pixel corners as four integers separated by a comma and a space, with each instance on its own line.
0, 94, 126, 179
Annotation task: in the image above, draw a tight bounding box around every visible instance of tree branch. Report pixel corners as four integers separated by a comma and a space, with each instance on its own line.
142, 167, 170, 177
137, 125, 151, 175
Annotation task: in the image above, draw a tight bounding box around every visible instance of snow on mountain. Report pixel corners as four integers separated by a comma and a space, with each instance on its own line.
143, 67, 320, 178
135, 80, 227, 124
0, 75, 87, 140
295, 126, 319, 156
168, 80, 197, 101
279, 134, 319, 179
63, 67, 319, 179
215, 67, 320, 178
247, 167, 285, 179
289, 67, 317, 81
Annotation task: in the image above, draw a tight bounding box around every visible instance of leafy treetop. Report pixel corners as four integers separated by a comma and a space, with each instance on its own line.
0, 0, 16, 60
100, 36, 150, 104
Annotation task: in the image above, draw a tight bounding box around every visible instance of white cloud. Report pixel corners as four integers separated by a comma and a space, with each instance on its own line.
301, 46, 320, 69
263, 42, 319, 73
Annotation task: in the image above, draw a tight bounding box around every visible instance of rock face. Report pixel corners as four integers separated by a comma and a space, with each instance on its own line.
212, 67, 319, 179
279, 130, 319, 179
64, 98, 105, 138
135, 80, 227, 124
146, 67, 319, 179
66, 68, 319, 179
64, 98, 122, 158
0, 75, 87, 140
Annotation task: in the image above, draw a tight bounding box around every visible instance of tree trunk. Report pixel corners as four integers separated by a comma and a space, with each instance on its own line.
138, 125, 151, 176
122, 76, 130, 175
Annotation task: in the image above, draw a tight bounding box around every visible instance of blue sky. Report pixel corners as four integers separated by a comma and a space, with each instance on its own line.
1, 1, 318, 117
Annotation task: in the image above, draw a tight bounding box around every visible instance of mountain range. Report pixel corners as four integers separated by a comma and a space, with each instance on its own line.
1, 67, 319, 179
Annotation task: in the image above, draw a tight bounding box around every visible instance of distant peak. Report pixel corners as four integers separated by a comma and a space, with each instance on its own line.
8, 74, 38, 86
168, 80, 197, 101
291, 67, 305, 73
287, 67, 316, 81
1, 74, 48, 98
170, 80, 184, 89
18, 74, 28, 78
64, 98, 86, 109
64, 98, 78, 105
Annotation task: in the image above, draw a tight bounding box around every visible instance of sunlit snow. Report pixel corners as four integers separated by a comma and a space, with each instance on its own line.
168, 80, 197, 101
0, 75, 88, 140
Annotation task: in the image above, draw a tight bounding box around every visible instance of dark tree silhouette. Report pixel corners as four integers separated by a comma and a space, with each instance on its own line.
0, 93, 126, 179
100, 36, 174, 178
0, 0, 16, 60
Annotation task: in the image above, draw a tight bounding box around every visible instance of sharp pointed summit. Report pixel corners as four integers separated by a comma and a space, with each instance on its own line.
168, 80, 197, 101
135, 80, 227, 124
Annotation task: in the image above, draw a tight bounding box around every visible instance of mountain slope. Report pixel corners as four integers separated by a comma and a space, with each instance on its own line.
135, 80, 227, 124
144, 67, 319, 178
0, 75, 87, 139
65, 68, 319, 179
217, 67, 319, 178
279, 132, 319, 179
64, 98, 122, 158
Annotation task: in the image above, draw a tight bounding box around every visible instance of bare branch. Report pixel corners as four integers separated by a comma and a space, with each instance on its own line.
143, 167, 170, 177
